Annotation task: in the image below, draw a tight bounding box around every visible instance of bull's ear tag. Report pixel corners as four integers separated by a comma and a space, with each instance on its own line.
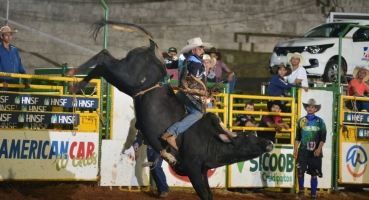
142, 162, 153, 167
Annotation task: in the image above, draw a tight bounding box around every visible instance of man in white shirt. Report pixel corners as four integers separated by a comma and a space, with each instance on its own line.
286, 52, 309, 92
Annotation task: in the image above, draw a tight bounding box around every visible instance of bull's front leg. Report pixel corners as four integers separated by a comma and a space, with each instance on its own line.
67, 49, 112, 76
67, 49, 114, 93
186, 164, 213, 200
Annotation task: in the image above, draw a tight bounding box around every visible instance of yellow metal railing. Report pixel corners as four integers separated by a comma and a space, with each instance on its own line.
206, 93, 228, 124
229, 94, 296, 144
0, 73, 102, 132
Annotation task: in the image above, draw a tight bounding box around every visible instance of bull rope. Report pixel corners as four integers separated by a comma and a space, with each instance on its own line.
132, 83, 161, 98
132, 74, 171, 98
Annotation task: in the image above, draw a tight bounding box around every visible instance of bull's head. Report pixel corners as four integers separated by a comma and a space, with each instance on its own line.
230, 131, 274, 162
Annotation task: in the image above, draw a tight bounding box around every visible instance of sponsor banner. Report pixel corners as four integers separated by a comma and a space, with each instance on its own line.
228, 145, 294, 188
344, 112, 369, 124
357, 128, 369, 139
163, 162, 226, 188
100, 141, 150, 186
341, 143, 369, 184
0, 93, 98, 110
0, 130, 98, 180
300, 90, 333, 188
0, 111, 79, 125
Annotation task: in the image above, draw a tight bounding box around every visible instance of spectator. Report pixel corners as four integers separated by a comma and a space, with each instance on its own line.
203, 54, 217, 83
268, 62, 298, 96
202, 54, 217, 108
294, 98, 327, 200
257, 100, 289, 142
164, 47, 178, 69
286, 52, 308, 92
233, 101, 256, 127
163, 47, 179, 81
207, 47, 236, 94
346, 66, 369, 112
161, 37, 208, 151
133, 130, 169, 198
0, 26, 30, 91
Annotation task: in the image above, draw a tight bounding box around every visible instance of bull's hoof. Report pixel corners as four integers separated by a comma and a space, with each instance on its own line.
160, 149, 177, 166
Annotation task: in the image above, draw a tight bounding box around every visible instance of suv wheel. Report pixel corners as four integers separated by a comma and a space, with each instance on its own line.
323, 59, 347, 83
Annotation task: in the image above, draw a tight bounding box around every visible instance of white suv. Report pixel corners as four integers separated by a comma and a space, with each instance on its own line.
269, 20, 369, 82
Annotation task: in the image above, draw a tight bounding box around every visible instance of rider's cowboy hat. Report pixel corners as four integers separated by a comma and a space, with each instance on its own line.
303, 98, 321, 112
179, 37, 206, 55
353, 66, 369, 82
272, 62, 291, 75
287, 52, 305, 66
202, 54, 216, 68
206, 47, 222, 60
0, 26, 18, 34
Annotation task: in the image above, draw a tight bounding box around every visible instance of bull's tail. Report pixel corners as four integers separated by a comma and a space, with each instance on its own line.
91, 20, 164, 64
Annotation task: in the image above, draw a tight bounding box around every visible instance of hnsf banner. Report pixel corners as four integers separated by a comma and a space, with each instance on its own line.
0, 130, 98, 180
228, 145, 294, 188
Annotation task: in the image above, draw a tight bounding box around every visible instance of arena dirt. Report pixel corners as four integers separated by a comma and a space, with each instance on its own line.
0, 182, 368, 200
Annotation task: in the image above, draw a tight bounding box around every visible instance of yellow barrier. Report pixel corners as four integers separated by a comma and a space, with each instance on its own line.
229, 94, 296, 144
0, 73, 102, 132
206, 93, 228, 124
338, 95, 369, 185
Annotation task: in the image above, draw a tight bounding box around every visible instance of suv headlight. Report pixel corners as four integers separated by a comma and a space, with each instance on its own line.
305, 44, 334, 54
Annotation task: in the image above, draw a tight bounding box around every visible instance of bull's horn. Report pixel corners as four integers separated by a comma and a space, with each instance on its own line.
219, 122, 237, 138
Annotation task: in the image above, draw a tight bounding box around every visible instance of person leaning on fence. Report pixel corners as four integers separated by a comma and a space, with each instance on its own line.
257, 100, 289, 143
286, 52, 308, 92
133, 130, 169, 198
0, 26, 30, 91
294, 98, 327, 200
268, 62, 298, 96
233, 101, 256, 127
346, 66, 369, 112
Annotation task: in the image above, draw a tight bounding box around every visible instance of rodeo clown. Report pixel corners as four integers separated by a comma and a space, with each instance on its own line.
294, 98, 327, 200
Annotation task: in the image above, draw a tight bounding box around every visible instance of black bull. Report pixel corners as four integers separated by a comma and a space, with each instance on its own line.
68, 20, 273, 200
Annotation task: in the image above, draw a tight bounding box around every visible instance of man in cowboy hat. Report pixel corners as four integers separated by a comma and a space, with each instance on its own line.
257, 100, 289, 142
161, 37, 208, 151
202, 54, 216, 82
294, 98, 327, 200
202, 54, 218, 108
346, 66, 369, 112
268, 62, 298, 96
286, 52, 308, 92
0, 26, 30, 91
207, 47, 236, 93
